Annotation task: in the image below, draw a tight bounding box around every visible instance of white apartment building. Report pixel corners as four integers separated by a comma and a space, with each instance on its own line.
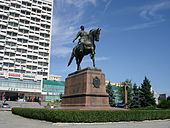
0, 0, 53, 80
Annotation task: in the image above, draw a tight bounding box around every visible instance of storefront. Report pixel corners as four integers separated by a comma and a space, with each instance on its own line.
0, 77, 42, 101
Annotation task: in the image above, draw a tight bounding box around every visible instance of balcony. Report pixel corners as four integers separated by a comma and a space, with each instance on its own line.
19, 26, 29, 30
0, 21, 7, 26
42, 4, 52, 9
9, 19, 19, 24
9, 9, 20, 14
27, 52, 38, 56
38, 59, 47, 63
39, 49, 48, 53
29, 33, 40, 38
17, 45, 28, 50
28, 42, 39, 47
6, 38, 17, 43
21, 7, 31, 12
0, 31, 6, 36
41, 12, 51, 17
0, 54, 4, 57
1, 2, 9, 7
11, 0, 21, 5
7, 28, 18, 33
32, 4, 42, 10
19, 16, 30, 21
17, 35, 29, 40
41, 20, 51, 26
3, 59, 14, 63
5, 49, 16, 53
0, 42, 5, 46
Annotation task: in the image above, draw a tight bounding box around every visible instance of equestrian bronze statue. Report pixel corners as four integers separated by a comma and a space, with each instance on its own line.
67, 25, 101, 70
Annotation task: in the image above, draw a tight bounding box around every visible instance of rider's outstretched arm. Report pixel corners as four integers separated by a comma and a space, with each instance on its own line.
73, 32, 80, 42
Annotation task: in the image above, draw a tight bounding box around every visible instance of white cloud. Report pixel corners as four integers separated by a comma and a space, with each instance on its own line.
51, 0, 97, 57
103, 0, 113, 13
124, 1, 170, 31
140, 1, 170, 21
83, 56, 110, 63
65, 0, 96, 8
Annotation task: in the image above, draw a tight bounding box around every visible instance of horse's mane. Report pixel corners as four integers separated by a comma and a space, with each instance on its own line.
89, 29, 96, 34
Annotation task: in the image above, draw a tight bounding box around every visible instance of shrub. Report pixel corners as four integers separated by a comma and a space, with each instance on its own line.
157, 100, 170, 109
12, 108, 170, 123
131, 106, 156, 110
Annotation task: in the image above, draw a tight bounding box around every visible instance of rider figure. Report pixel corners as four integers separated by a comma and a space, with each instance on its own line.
73, 25, 88, 52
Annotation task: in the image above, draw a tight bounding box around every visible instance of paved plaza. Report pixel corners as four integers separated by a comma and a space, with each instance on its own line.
0, 111, 170, 128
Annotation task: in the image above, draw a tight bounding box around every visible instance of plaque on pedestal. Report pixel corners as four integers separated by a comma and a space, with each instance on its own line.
61, 67, 111, 110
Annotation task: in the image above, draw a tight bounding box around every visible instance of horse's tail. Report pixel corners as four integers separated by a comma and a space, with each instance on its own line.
67, 50, 74, 67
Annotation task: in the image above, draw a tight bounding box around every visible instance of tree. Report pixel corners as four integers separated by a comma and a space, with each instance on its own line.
129, 83, 141, 108
140, 76, 156, 107
106, 82, 115, 107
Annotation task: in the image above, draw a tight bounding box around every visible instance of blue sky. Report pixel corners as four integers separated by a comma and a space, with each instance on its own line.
50, 0, 170, 95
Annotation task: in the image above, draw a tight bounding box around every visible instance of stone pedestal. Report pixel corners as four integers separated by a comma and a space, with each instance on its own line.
61, 67, 111, 110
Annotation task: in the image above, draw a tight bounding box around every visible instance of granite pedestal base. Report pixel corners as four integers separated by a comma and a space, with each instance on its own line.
61, 67, 111, 110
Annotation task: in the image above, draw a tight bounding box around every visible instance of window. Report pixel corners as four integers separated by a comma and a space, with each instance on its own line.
11, 3, 21, 8
22, 1, 31, 6
0, 35, 5, 39
33, 0, 37, 3
31, 17, 40, 22
6, 41, 16, 46
0, 25, 7, 29
0, 5, 9, 10
17, 39, 28, 43
19, 19, 29, 24
41, 15, 51, 20
32, 8, 41, 13
8, 22, 18, 27
7, 32, 17, 36
41, 24, 50, 29
21, 10, 30, 15
15, 59, 26, 63
42, 7, 51, 11
0, 15, 8, 20
16, 48, 27, 53
9, 12, 19, 17
19, 29, 29, 33
29, 36, 39, 40
30, 26, 39, 31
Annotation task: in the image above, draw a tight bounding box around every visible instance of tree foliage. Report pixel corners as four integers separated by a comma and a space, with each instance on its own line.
129, 83, 141, 108
106, 82, 115, 107
140, 76, 156, 107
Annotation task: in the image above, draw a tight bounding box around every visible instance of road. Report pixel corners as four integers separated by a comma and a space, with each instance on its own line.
0, 111, 170, 128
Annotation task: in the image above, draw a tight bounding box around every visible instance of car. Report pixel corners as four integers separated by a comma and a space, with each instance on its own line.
1, 103, 10, 108
115, 103, 126, 108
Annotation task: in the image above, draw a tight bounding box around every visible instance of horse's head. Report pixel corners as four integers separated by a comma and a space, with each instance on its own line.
89, 28, 101, 42
95, 28, 101, 41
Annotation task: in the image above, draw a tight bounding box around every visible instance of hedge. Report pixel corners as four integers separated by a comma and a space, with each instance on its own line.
12, 108, 170, 123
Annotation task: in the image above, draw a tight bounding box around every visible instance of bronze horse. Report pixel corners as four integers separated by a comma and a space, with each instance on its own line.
67, 28, 101, 70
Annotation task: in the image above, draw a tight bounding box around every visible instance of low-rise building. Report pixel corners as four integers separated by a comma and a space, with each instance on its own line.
42, 80, 64, 101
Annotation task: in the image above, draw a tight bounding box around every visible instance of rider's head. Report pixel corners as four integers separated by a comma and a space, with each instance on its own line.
80, 25, 85, 30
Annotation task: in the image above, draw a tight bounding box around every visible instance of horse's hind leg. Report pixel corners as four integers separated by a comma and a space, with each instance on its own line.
76, 57, 80, 70
90, 54, 95, 67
